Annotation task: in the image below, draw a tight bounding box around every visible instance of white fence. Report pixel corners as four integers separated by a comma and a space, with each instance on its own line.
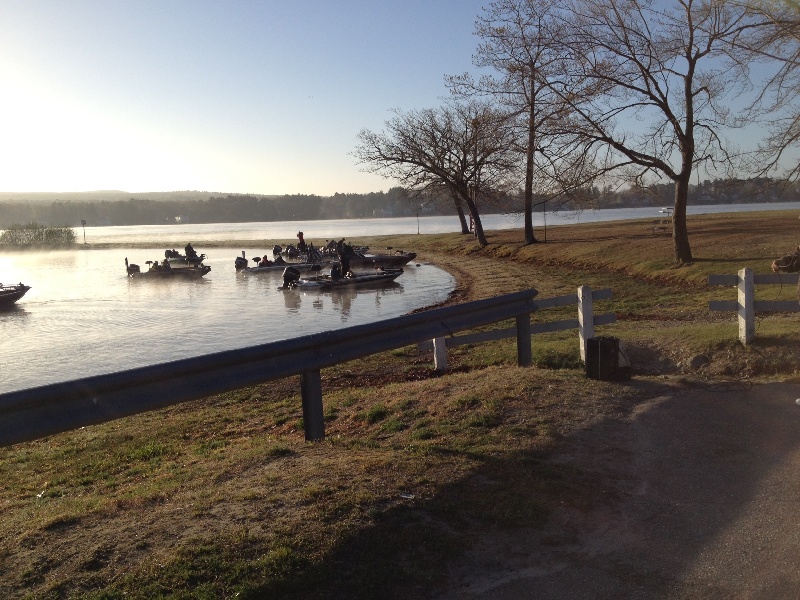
420, 285, 616, 370
708, 267, 800, 344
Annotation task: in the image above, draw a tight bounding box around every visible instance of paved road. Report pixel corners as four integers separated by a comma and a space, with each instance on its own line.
437, 380, 800, 599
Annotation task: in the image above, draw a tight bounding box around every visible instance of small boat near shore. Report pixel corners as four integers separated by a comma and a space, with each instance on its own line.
0, 282, 31, 308
234, 250, 321, 274
241, 262, 321, 275
348, 250, 416, 269
242, 248, 416, 271
126, 257, 211, 279
279, 266, 403, 290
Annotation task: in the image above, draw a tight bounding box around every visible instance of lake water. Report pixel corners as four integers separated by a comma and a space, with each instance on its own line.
1, 202, 797, 393
0, 248, 454, 393
65, 201, 800, 244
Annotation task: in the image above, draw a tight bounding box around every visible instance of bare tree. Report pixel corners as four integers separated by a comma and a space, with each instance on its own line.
449, 0, 595, 245
551, 0, 777, 263
733, 0, 800, 181
353, 100, 518, 247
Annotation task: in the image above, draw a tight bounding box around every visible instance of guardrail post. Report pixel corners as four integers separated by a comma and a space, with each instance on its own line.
300, 369, 325, 441
578, 285, 594, 362
516, 314, 532, 366
738, 267, 755, 345
433, 337, 448, 371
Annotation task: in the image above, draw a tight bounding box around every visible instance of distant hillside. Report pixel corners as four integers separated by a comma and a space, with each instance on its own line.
0, 191, 237, 204
0, 188, 429, 227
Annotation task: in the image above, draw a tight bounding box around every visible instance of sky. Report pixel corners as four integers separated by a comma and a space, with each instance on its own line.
0, 0, 489, 196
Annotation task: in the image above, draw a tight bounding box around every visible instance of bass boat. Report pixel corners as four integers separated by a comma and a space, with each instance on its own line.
164, 248, 207, 269
126, 257, 211, 279
234, 250, 321, 274
317, 243, 416, 268
348, 250, 416, 269
0, 282, 31, 308
279, 265, 403, 290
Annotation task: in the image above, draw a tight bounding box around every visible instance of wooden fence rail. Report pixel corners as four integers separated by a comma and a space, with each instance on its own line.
419, 286, 616, 370
708, 268, 800, 344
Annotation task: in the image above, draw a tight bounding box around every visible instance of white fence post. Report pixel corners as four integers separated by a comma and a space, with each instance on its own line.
578, 285, 594, 362
738, 267, 755, 345
433, 336, 448, 371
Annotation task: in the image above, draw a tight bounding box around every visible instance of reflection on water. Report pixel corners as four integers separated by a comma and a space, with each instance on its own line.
0, 246, 453, 392
0, 305, 30, 318
283, 288, 303, 312
277, 281, 404, 322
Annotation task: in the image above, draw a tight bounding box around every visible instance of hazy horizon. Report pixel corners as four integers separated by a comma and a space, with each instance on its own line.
0, 1, 486, 196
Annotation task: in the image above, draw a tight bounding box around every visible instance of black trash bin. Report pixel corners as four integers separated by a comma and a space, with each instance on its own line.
586, 336, 631, 381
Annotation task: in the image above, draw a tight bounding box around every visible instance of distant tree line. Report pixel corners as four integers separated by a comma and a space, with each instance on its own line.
0, 179, 796, 229
582, 178, 800, 210
0, 187, 426, 228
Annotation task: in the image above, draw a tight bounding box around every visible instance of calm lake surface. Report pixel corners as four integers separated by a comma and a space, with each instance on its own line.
62, 201, 800, 245
1, 202, 797, 393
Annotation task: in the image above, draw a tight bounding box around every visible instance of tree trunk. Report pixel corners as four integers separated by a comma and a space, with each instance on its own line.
672, 172, 693, 263
524, 103, 539, 245
461, 192, 488, 246
451, 194, 470, 234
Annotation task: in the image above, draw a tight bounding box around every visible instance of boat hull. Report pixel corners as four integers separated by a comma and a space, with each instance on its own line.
349, 252, 416, 268
285, 268, 403, 290
0, 284, 31, 308
166, 256, 206, 269
129, 266, 211, 279
240, 262, 321, 275
127, 255, 211, 279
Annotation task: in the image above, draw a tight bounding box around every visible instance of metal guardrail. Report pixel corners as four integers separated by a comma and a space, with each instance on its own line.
0, 288, 538, 447
709, 268, 800, 344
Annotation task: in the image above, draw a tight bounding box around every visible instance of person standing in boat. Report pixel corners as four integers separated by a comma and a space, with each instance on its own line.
297, 231, 307, 253
336, 238, 351, 277
185, 243, 197, 259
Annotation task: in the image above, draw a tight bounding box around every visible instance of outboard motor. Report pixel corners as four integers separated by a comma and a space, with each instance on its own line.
330, 264, 342, 279
127, 263, 140, 275
273, 244, 282, 256
234, 253, 248, 270
281, 266, 301, 289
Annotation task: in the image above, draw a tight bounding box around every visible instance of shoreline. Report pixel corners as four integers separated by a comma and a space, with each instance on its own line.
2, 202, 799, 252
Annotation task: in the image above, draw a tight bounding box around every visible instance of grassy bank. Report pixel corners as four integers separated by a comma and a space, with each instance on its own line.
2, 210, 799, 599
0, 223, 76, 246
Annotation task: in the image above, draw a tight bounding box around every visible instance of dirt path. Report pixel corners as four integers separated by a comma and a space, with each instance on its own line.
435, 379, 800, 599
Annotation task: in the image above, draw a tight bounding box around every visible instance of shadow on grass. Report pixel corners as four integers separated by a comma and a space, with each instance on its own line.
236, 378, 800, 599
